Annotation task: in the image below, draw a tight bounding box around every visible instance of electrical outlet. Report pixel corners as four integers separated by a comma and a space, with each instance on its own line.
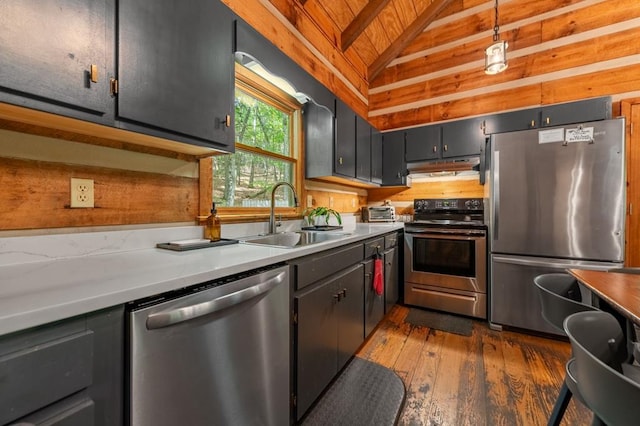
307, 195, 313, 208
70, 178, 94, 208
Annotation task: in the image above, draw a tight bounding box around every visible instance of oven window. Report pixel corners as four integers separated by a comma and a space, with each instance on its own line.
413, 237, 475, 277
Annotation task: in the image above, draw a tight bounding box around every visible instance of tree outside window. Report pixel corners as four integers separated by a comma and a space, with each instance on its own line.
213, 68, 301, 209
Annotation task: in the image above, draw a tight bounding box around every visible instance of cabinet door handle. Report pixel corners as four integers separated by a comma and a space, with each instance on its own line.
530, 120, 535, 127
109, 78, 118, 96
333, 293, 341, 302
443, 144, 448, 152
340, 288, 347, 298
545, 117, 550, 125
225, 114, 231, 127
90, 64, 98, 83
339, 157, 343, 165
432, 146, 437, 153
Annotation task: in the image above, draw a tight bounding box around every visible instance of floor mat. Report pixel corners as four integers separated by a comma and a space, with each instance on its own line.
404, 308, 473, 336
301, 357, 405, 426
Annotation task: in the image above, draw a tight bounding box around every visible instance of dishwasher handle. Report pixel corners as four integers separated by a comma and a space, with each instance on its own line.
146, 270, 287, 330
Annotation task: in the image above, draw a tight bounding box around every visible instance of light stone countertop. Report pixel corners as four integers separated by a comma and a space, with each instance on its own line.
0, 222, 403, 336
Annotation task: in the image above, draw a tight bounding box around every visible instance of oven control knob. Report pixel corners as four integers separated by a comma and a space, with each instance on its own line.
466, 199, 481, 209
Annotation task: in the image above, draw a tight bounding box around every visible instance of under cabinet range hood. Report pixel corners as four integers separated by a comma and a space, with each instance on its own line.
406, 157, 480, 175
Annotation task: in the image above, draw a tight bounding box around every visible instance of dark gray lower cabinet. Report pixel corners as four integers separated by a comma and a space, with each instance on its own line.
363, 259, 385, 337
384, 246, 399, 313
294, 263, 364, 420
363, 237, 385, 337
383, 232, 400, 313
293, 233, 402, 420
0, 306, 124, 426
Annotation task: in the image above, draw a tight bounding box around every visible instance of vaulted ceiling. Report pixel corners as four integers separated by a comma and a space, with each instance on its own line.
301, 0, 456, 81
227, 0, 640, 131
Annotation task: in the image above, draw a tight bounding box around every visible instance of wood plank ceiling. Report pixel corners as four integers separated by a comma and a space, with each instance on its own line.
244, 0, 640, 131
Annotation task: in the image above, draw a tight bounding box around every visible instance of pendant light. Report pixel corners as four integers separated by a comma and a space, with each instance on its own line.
485, 0, 508, 75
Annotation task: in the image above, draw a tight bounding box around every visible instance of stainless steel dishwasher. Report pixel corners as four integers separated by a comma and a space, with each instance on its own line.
127, 263, 290, 426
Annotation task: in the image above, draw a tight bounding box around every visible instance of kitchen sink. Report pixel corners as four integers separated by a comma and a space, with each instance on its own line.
239, 230, 350, 248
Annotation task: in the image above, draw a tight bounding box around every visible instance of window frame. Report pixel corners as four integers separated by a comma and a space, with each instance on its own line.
213, 64, 304, 220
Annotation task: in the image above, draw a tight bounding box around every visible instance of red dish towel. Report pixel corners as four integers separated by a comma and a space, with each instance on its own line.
373, 257, 384, 296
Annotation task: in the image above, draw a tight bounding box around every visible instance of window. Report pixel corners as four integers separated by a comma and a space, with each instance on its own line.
213, 65, 302, 215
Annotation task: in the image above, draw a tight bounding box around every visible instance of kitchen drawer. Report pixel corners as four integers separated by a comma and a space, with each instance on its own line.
384, 233, 399, 249
292, 243, 364, 290
0, 330, 94, 425
8, 392, 95, 426
364, 237, 384, 258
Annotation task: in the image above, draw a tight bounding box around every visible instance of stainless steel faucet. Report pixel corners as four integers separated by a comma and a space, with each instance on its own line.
269, 182, 299, 234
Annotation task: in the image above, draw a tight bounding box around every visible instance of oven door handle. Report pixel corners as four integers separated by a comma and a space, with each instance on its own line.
406, 230, 486, 239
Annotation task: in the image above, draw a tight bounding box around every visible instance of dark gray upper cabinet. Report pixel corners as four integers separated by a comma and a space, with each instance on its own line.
539, 96, 611, 127
405, 125, 440, 162
440, 117, 484, 158
484, 96, 612, 134
405, 118, 482, 162
356, 114, 371, 181
234, 19, 334, 115
335, 99, 356, 178
117, 0, 234, 151
304, 102, 335, 180
305, 100, 381, 185
0, 0, 114, 123
382, 130, 407, 186
483, 109, 537, 134
371, 128, 383, 184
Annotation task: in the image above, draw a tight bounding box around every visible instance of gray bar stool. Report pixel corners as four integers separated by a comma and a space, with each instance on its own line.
564, 311, 640, 426
533, 273, 597, 426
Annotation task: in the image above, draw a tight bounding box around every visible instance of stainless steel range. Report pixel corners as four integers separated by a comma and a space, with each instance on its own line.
404, 198, 487, 319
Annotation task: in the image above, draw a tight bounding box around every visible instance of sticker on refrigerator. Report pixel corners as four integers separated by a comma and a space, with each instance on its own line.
538, 128, 564, 144
565, 126, 594, 143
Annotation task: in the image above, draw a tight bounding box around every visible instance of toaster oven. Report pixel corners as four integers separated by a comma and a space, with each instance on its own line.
362, 206, 396, 222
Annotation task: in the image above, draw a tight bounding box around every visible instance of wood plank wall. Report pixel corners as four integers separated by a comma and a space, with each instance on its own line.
237, 0, 640, 131
368, 178, 485, 214
369, 0, 640, 130
0, 157, 199, 231
4, 0, 640, 232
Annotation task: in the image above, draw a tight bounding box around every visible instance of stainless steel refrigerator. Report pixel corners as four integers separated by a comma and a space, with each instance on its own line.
489, 118, 626, 335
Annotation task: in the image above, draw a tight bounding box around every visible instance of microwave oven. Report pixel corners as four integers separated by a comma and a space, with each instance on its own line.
362, 206, 396, 222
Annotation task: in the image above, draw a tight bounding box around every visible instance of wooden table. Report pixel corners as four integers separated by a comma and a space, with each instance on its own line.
568, 269, 640, 324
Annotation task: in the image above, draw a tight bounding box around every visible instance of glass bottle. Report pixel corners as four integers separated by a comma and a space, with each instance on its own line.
204, 202, 221, 242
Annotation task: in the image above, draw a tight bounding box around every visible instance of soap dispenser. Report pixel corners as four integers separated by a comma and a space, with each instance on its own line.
204, 202, 221, 242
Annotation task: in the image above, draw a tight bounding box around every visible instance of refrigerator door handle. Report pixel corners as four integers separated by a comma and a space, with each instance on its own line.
493, 150, 499, 240
492, 255, 619, 271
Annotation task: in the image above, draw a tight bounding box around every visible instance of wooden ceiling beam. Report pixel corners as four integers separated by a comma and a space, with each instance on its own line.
341, 0, 392, 52
368, 0, 455, 81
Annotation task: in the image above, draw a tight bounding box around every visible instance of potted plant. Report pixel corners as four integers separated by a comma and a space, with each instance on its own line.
304, 206, 342, 227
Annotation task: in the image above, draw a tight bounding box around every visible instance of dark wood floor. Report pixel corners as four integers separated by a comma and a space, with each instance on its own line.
356, 305, 592, 426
